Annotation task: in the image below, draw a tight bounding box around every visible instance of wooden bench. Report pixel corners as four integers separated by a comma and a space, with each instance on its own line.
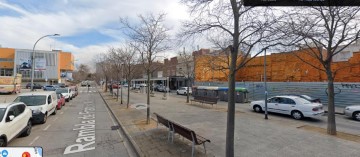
153, 113, 211, 157
191, 96, 218, 107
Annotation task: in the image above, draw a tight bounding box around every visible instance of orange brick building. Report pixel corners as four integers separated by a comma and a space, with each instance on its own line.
194, 48, 360, 82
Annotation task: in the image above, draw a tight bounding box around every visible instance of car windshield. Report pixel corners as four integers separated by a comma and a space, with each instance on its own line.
56, 88, 68, 93
294, 97, 311, 104
0, 108, 5, 122
301, 95, 312, 100
14, 96, 47, 106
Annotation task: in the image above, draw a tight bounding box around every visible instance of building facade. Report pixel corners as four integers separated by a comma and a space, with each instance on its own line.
0, 47, 74, 84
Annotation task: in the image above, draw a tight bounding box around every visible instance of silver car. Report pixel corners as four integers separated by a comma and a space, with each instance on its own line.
344, 105, 360, 121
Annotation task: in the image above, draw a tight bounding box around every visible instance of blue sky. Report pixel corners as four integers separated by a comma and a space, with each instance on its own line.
0, 0, 190, 70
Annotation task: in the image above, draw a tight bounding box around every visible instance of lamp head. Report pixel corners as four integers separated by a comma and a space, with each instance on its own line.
53, 34, 60, 36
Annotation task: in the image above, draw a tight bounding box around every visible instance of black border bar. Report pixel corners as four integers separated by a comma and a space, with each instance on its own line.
244, 0, 360, 6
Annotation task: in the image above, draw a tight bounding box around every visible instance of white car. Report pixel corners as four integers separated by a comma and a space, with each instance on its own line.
250, 95, 324, 120
344, 105, 360, 121
176, 87, 192, 95
56, 88, 72, 102
0, 102, 32, 146
14, 91, 58, 124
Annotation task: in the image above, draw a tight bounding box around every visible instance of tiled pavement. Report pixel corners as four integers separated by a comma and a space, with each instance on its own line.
99, 88, 360, 157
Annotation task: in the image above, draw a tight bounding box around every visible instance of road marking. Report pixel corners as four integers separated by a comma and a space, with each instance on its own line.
43, 124, 51, 131
60, 111, 64, 115
53, 117, 59, 122
29, 136, 39, 145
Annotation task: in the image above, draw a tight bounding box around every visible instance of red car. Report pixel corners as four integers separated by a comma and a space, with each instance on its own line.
57, 93, 65, 110
112, 83, 121, 89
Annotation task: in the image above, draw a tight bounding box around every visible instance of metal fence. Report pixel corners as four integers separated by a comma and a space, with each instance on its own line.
195, 81, 360, 107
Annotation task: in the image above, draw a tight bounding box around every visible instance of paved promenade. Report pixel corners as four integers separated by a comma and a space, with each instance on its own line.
100, 87, 360, 157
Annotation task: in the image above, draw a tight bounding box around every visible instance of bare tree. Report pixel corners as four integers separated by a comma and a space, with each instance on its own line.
281, 6, 360, 135
179, 1, 283, 156
117, 44, 141, 108
94, 54, 113, 92
73, 64, 90, 81
120, 13, 172, 124
177, 47, 195, 103
108, 47, 125, 102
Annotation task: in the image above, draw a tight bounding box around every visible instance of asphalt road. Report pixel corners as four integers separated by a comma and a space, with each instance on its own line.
6, 86, 135, 157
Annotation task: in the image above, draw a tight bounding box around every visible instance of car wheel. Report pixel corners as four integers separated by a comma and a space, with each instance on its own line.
52, 107, 57, 115
291, 110, 303, 120
0, 138, 7, 147
21, 120, 32, 137
177, 92, 179, 95
353, 111, 360, 121
253, 105, 263, 113
41, 113, 47, 124
184, 92, 187, 95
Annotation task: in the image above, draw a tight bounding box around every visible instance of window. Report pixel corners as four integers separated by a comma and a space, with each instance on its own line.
47, 95, 52, 104
283, 98, 296, 105
17, 104, 26, 114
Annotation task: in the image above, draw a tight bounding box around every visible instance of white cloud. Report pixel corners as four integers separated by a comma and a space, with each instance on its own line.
0, 0, 199, 71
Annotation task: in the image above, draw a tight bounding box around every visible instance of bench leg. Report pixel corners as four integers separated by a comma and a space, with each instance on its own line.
192, 141, 195, 157
203, 143, 207, 154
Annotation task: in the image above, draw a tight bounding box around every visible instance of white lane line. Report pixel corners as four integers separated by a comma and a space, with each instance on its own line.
60, 111, 64, 115
29, 136, 40, 145
43, 124, 51, 131
53, 117, 59, 122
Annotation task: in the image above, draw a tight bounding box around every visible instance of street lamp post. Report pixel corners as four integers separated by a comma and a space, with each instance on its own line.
264, 48, 268, 120
30, 34, 60, 91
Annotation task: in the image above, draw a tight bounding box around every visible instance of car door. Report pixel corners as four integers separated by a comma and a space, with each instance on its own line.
5, 105, 21, 140
47, 95, 53, 115
267, 97, 280, 112
16, 104, 27, 131
276, 98, 295, 115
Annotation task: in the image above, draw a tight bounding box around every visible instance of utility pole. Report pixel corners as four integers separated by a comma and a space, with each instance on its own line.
264, 48, 268, 120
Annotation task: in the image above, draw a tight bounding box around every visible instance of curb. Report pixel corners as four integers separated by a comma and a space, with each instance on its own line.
324, 111, 344, 115
98, 88, 144, 157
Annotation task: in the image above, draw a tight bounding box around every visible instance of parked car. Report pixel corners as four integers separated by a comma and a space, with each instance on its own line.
13, 91, 57, 124
56, 83, 66, 88
43, 85, 59, 91
81, 81, 90, 87
176, 87, 192, 95
112, 83, 121, 89
123, 84, 129, 87
0, 102, 32, 147
285, 94, 321, 103
250, 95, 324, 120
344, 105, 360, 121
26, 83, 43, 89
56, 88, 71, 102
158, 86, 170, 92
56, 93, 65, 110
69, 87, 76, 98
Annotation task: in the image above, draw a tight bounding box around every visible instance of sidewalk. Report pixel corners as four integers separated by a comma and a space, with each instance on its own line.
99, 88, 360, 157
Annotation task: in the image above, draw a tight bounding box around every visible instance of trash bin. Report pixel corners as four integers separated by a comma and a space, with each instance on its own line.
218, 87, 228, 101
205, 86, 219, 98
235, 87, 248, 103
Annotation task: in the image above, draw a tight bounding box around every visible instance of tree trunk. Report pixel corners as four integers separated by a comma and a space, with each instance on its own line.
146, 69, 151, 124
104, 77, 108, 92
127, 80, 130, 108
186, 77, 190, 103
326, 67, 337, 135
226, 1, 239, 156
226, 50, 237, 157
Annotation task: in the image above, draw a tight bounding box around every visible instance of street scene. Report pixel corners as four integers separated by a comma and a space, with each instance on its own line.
1, 0, 360, 157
